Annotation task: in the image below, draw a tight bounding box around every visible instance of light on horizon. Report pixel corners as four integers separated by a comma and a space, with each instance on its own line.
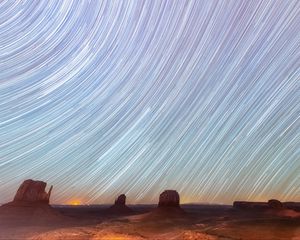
68, 200, 82, 206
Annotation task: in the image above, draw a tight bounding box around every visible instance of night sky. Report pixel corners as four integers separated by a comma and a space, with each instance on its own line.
0, 0, 299, 205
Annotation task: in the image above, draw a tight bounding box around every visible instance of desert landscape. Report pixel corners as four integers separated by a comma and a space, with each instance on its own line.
1, 1, 299, 239
0, 180, 299, 240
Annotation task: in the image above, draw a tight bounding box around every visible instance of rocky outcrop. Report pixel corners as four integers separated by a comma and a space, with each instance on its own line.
143, 190, 184, 220
233, 199, 285, 210
107, 194, 133, 215
13, 179, 52, 204
114, 194, 126, 206
158, 190, 180, 208
268, 199, 283, 209
0, 180, 62, 223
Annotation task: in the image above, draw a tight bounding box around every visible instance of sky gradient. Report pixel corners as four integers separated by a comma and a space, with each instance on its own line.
0, 0, 299, 205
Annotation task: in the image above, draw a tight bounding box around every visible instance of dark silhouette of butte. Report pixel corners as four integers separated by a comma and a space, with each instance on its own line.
107, 194, 133, 215
115, 194, 126, 205
158, 190, 180, 208
147, 190, 185, 218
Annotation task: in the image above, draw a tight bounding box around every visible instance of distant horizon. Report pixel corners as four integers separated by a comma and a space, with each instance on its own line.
1, 181, 298, 206
2, 198, 299, 206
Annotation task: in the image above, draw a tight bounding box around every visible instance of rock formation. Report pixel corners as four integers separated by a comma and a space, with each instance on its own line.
0, 180, 61, 223
268, 199, 283, 209
142, 190, 184, 220
158, 190, 180, 208
114, 194, 126, 206
233, 199, 285, 210
107, 194, 133, 215
13, 179, 53, 204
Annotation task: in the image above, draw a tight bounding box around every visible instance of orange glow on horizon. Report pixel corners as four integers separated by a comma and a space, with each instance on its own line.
68, 200, 82, 206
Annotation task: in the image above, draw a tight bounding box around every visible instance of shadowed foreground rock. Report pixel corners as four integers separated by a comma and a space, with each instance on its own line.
158, 190, 180, 208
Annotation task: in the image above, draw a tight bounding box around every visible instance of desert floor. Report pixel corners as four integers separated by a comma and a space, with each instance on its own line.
0, 205, 299, 240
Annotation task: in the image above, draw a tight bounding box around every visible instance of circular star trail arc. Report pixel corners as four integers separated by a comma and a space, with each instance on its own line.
0, 0, 299, 204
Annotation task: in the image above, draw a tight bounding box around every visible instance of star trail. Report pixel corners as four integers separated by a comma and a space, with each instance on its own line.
0, 0, 299, 205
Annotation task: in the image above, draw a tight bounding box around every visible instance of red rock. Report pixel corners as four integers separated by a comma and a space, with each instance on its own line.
0, 180, 62, 223
158, 190, 180, 208
13, 179, 52, 204
114, 194, 126, 205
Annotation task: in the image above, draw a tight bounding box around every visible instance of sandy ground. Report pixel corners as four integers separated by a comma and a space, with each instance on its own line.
0, 205, 299, 240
